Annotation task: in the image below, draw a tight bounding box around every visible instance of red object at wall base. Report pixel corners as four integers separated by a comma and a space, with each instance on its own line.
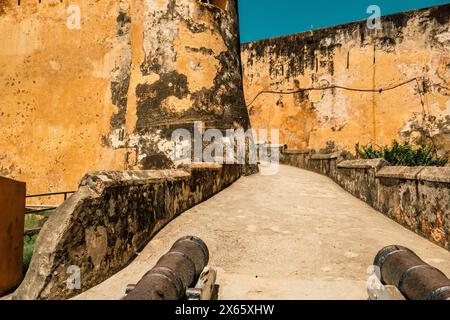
0, 176, 25, 297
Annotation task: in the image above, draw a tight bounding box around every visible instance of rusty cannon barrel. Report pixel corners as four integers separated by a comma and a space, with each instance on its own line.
124, 236, 209, 300
374, 245, 450, 300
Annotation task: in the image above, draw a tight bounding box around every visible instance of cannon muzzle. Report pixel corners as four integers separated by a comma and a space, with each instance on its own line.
123, 236, 209, 300
374, 245, 450, 300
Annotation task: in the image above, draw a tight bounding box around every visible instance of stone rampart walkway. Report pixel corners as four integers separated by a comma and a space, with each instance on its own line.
75, 165, 450, 300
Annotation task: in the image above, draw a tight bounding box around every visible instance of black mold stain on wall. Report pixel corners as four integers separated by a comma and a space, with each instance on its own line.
137, 138, 175, 169
135, 71, 190, 130
110, 79, 130, 129
422, 3, 450, 26
110, 8, 132, 131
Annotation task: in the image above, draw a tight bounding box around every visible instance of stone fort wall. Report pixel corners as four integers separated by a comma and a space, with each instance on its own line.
241, 4, 450, 158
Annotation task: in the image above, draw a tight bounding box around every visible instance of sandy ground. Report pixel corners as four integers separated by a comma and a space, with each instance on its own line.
74, 165, 450, 300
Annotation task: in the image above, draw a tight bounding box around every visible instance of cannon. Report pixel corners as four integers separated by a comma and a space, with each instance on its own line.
372, 245, 450, 300
123, 236, 215, 300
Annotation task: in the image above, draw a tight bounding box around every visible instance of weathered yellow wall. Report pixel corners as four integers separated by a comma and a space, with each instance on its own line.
0, 0, 127, 198
0, 0, 248, 198
241, 5, 450, 157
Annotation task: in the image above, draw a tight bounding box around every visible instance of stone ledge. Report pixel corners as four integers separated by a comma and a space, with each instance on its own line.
310, 151, 343, 160
376, 166, 425, 180
190, 162, 223, 170
261, 144, 285, 149
283, 149, 311, 155
376, 166, 450, 183
79, 169, 191, 194
338, 159, 388, 170
417, 167, 450, 183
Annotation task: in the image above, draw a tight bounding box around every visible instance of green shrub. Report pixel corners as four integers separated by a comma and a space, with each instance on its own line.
24, 214, 41, 230
355, 140, 448, 167
23, 235, 38, 273
22, 211, 52, 273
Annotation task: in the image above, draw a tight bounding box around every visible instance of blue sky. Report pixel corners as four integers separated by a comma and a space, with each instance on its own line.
238, 0, 450, 43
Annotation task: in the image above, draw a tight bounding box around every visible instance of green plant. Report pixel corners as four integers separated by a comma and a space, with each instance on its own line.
22, 211, 51, 273
23, 234, 38, 273
24, 210, 51, 229
24, 214, 41, 230
355, 140, 448, 167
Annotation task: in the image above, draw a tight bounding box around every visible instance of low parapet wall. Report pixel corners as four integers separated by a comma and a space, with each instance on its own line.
281, 150, 450, 251
12, 164, 241, 300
